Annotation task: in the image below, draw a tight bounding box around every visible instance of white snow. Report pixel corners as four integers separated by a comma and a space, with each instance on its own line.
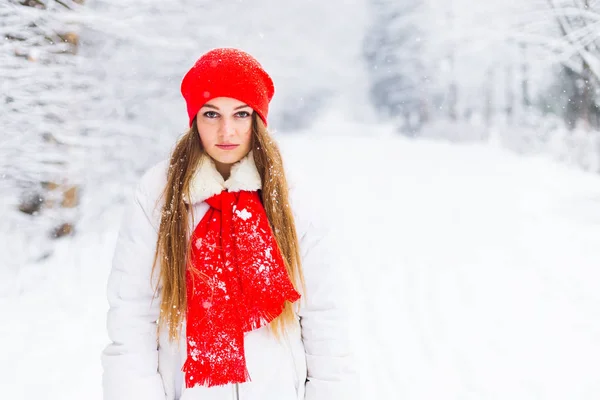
3, 132, 600, 399
235, 208, 252, 221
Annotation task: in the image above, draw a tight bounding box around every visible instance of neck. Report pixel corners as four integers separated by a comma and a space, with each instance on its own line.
214, 160, 231, 180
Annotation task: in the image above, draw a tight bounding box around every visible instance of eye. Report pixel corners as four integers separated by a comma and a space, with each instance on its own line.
203, 111, 219, 119
235, 110, 251, 118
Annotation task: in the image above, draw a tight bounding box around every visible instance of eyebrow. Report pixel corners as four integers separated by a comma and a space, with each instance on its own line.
202, 103, 251, 111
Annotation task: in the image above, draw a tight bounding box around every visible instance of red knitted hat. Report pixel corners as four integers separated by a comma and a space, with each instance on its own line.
181, 48, 275, 127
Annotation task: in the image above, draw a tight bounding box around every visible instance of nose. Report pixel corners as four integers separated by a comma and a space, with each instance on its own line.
219, 117, 235, 138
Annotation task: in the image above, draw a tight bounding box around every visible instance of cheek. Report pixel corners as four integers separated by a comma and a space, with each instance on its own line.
242, 125, 252, 140
232, 118, 252, 142
240, 127, 253, 149
197, 126, 216, 147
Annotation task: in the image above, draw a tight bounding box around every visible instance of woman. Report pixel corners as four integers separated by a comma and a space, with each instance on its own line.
101, 48, 355, 400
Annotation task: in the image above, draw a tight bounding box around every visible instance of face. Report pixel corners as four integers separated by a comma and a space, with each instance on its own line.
196, 97, 254, 175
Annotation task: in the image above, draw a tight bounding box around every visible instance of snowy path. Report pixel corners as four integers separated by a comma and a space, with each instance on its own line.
284, 135, 600, 399
3, 135, 600, 399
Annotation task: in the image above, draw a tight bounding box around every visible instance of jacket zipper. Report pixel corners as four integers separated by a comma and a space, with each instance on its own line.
233, 382, 240, 400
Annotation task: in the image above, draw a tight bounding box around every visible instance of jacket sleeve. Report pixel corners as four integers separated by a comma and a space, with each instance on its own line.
101, 180, 166, 400
297, 204, 358, 400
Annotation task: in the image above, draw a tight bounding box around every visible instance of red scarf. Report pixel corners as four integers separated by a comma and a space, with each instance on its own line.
183, 189, 301, 388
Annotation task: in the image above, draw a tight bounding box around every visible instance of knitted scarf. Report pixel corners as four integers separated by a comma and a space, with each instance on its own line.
182, 153, 301, 388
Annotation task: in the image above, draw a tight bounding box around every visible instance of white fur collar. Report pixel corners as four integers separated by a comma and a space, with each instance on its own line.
183, 152, 262, 204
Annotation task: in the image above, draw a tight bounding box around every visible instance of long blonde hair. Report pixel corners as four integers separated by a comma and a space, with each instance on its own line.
152, 114, 303, 341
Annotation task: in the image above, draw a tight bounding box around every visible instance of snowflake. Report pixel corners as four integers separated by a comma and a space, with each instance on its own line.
235, 208, 252, 221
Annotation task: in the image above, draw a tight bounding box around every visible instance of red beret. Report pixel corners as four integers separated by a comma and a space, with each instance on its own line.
180, 48, 275, 127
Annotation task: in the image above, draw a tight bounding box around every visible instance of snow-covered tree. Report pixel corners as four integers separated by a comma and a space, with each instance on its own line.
1, 0, 86, 265
541, 0, 600, 130
364, 0, 600, 134
364, 0, 430, 135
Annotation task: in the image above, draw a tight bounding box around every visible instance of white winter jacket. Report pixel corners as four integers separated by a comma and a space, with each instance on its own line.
101, 154, 355, 400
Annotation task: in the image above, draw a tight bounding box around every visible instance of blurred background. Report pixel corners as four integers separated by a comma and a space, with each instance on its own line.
2, 0, 600, 399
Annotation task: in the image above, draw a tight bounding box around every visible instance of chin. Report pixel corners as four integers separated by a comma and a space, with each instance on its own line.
211, 152, 246, 165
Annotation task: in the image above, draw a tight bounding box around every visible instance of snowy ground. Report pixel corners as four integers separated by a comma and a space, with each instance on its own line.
3, 132, 600, 399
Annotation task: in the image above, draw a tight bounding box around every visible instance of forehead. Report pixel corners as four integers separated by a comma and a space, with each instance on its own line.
202, 97, 250, 109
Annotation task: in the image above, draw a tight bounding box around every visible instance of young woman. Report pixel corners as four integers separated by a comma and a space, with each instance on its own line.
101, 48, 355, 400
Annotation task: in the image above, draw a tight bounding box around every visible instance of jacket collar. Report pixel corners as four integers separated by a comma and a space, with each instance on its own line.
184, 151, 262, 204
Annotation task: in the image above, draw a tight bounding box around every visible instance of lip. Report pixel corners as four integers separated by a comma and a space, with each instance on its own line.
215, 144, 239, 150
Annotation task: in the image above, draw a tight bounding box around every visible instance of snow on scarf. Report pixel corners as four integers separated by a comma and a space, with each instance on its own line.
182, 153, 301, 388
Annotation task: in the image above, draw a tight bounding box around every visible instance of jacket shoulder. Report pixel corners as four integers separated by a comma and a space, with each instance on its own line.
287, 172, 331, 241
137, 159, 170, 199
131, 159, 170, 228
